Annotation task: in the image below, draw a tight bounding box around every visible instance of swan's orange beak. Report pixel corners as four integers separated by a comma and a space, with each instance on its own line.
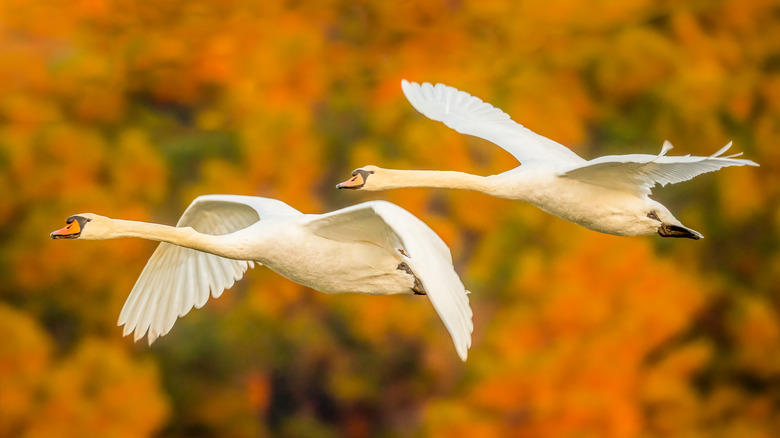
337, 169, 374, 189
51, 217, 82, 239
336, 173, 365, 189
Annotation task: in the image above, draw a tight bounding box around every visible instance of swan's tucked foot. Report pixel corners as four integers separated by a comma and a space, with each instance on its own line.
397, 262, 426, 295
646, 211, 702, 240
658, 224, 703, 240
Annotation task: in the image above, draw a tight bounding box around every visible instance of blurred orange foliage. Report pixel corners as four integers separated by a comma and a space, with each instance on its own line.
1, 0, 778, 437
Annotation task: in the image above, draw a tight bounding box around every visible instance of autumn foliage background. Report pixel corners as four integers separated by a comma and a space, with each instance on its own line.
1, 1, 779, 437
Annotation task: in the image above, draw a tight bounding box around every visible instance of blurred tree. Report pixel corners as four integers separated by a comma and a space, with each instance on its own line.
0, 305, 169, 437
0, 0, 777, 437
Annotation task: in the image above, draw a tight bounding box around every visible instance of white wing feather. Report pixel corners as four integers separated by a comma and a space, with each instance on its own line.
401, 80, 585, 166
304, 201, 473, 361
561, 141, 760, 197
118, 195, 302, 344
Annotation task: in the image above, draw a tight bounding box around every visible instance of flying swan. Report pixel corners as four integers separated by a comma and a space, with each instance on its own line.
50, 196, 473, 360
337, 80, 759, 239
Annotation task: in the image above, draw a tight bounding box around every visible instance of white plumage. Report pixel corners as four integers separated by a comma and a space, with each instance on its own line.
338, 80, 759, 239
52, 196, 473, 361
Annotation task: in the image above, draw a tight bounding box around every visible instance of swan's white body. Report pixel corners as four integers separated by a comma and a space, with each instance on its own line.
339, 80, 759, 238
51, 196, 473, 360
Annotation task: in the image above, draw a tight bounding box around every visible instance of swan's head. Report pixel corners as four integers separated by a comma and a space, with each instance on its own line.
336, 166, 380, 190
50, 213, 110, 240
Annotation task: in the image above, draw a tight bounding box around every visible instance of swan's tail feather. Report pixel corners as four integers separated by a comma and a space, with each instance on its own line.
659, 140, 674, 156
710, 141, 733, 158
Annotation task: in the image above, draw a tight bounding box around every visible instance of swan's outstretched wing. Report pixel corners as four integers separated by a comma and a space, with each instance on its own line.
401, 80, 585, 166
561, 141, 759, 197
118, 195, 303, 344
304, 201, 473, 361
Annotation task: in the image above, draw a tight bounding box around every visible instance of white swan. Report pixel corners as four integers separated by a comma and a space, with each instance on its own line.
50, 195, 473, 360
337, 80, 759, 239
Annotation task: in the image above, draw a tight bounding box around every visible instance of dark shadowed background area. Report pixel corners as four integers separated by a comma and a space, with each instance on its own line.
1, 1, 778, 437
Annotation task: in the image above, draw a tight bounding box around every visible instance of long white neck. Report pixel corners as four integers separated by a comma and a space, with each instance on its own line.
90, 218, 245, 260
368, 168, 498, 193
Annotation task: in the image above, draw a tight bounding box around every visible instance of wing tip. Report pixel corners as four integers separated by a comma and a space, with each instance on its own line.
400, 79, 420, 95
455, 331, 473, 362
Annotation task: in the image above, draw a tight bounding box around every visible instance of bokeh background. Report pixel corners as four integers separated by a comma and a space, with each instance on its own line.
1, 1, 779, 437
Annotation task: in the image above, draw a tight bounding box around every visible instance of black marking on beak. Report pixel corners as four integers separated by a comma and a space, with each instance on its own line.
336, 169, 374, 189
51, 216, 91, 239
